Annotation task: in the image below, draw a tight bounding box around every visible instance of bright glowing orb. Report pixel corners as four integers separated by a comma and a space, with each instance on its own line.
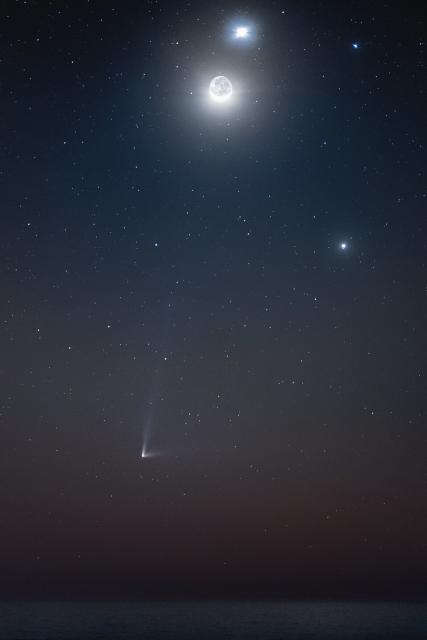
340, 242, 348, 250
235, 26, 250, 39
209, 76, 233, 103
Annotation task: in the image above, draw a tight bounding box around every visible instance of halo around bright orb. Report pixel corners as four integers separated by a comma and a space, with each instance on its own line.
209, 76, 233, 103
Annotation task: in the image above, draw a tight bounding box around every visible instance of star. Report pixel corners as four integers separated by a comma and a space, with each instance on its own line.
352, 42, 360, 49
339, 242, 348, 251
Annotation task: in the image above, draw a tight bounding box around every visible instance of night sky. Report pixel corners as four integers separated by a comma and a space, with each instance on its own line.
1, 0, 426, 600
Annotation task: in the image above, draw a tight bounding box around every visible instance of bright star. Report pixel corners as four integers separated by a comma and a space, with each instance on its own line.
235, 26, 250, 39
352, 42, 360, 49
340, 242, 348, 251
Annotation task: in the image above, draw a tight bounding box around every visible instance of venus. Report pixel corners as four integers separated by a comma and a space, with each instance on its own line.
235, 26, 249, 38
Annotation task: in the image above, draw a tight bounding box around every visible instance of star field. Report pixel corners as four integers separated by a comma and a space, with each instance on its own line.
1, 0, 426, 599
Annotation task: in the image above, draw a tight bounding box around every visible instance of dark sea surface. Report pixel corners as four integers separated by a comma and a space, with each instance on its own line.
1, 601, 427, 639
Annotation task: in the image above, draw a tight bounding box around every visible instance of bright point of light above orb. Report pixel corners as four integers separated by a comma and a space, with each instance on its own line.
209, 76, 233, 103
235, 26, 250, 39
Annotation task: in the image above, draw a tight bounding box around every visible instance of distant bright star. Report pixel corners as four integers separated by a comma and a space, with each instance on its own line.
340, 242, 348, 250
352, 42, 360, 49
